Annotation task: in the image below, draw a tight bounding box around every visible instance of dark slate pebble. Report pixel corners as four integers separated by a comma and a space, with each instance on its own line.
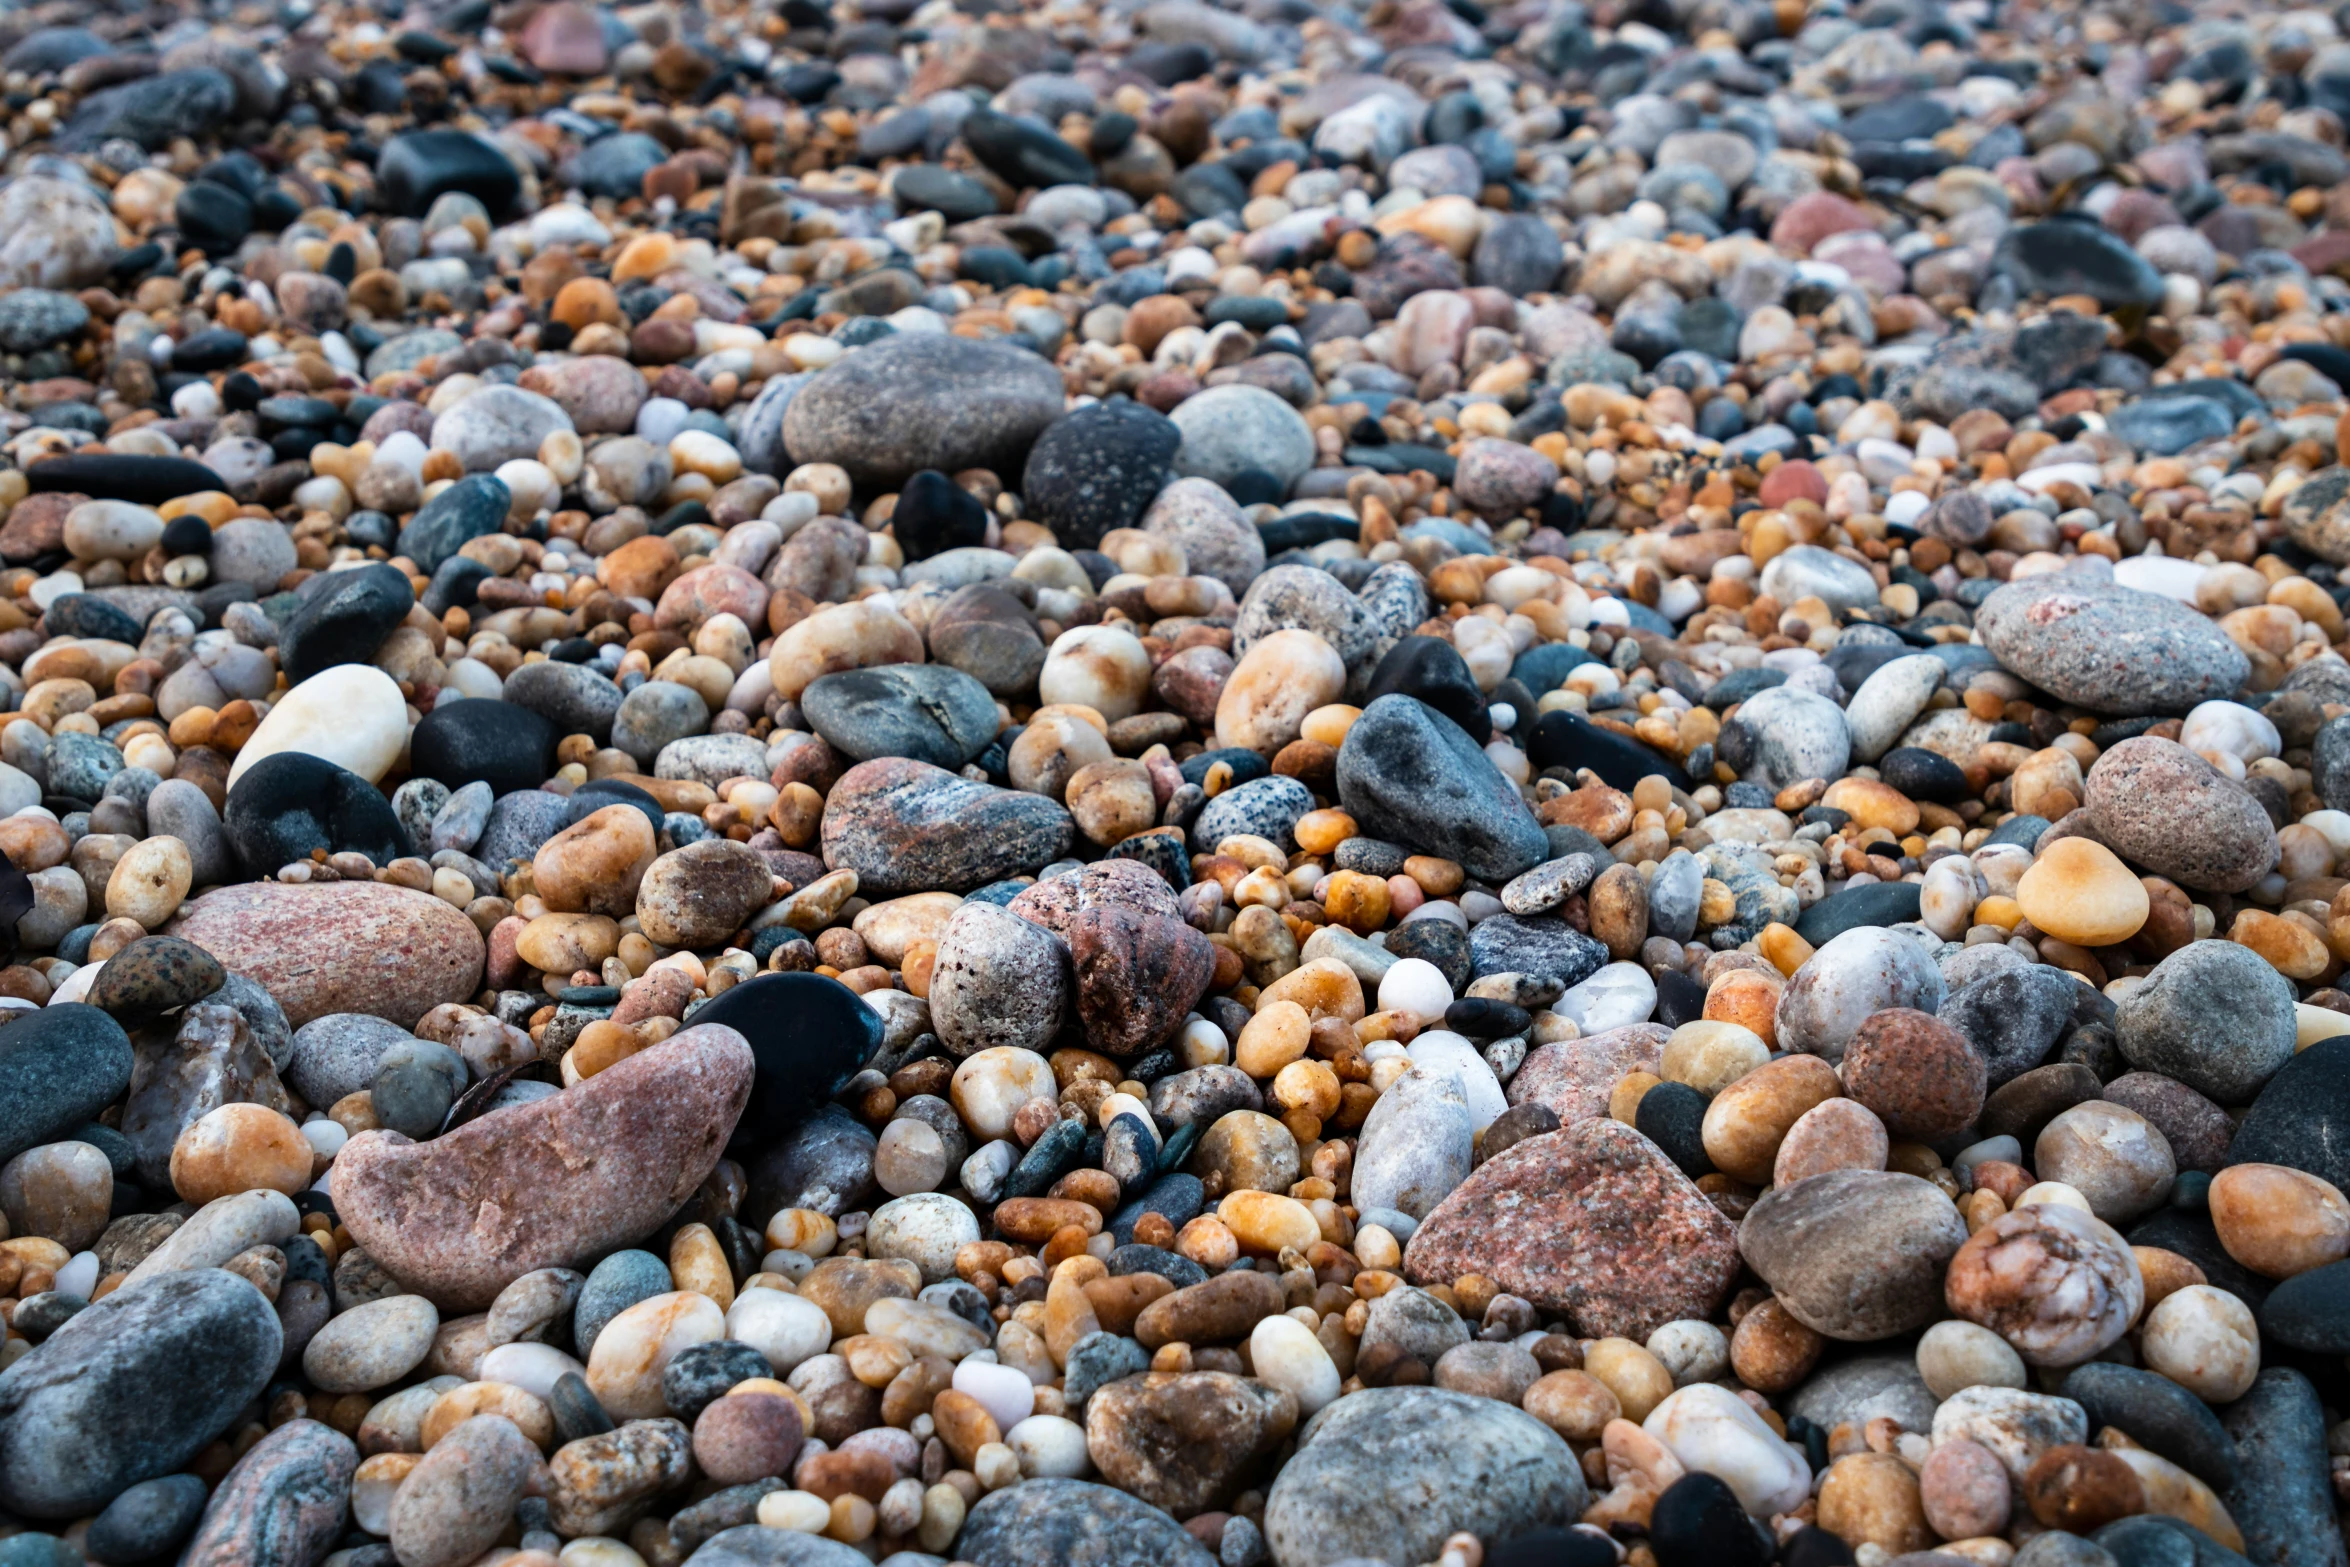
955, 1478, 1214, 1567
407, 699, 558, 797
1444, 997, 1531, 1038
1793, 880, 1921, 944
42, 594, 143, 643
1335, 695, 1547, 882
692, 973, 881, 1134
1108, 1172, 1205, 1245
2227, 1036, 2350, 1192
2218, 1370, 2337, 1567
2060, 1362, 2238, 1491
0, 1269, 279, 1520
1022, 400, 1181, 551
1488, 1529, 1619, 1567
1466, 914, 1607, 989
1363, 636, 1491, 744
277, 563, 416, 686
25, 454, 227, 507
222, 753, 407, 872
1656, 968, 1706, 1028
1634, 1079, 1713, 1179
2258, 1258, 2350, 1354
890, 470, 991, 562
86, 1473, 209, 1564
376, 129, 522, 218
1649, 1472, 1772, 1567
1384, 918, 1472, 993
1878, 747, 1970, 804
1775, 1527, 1857, 1567
661, 1340, 773, 1423
1986, 814, 2052, 850
46, 731, 124, 803
573, 1250, 675, 1359
2093, 1515, 2252, 1567
1509, 642, 1596, 696
801, 664, 999, 770
1940, 963, 2079, 1090
396, 473, 510, 573
0, 1005, 134, 1168
1178, 747, 1270, 789
371, 1039, 464, 1138
1527, 710, 1689, 792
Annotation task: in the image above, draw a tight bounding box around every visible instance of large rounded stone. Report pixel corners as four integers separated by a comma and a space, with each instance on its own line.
1738, 1169, 1969, 1341
169, 881, 486, 1029
2084, 737, 2277, 893
782, 333, 1064, 488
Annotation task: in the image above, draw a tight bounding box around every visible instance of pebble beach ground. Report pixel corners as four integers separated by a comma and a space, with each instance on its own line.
1, 0, 2349, 1563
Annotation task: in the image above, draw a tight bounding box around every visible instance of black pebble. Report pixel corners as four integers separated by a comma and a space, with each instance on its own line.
660, 1339, 773, 1422
160, 515, 213, 557
222, 753, 408, 872
1634, 1080, 1713, 1179
1652, 1473, 1772, 1567
1444, 997, 1530, 1037
407, 699, 558, 797
1877, 746, 1970, 803
693, 972, 883, 1135
1776, 1525, 1856, 1567
1487, 1527, 1619, 1567
1655, 967, 1707, 1028
1363, 636, 1491, 744
891, 470, 991, 562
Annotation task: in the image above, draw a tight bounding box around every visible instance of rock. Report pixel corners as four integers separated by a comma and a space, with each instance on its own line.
1995, 222, 2165, 309
801, 665, 1000, 770
1944, 1201, 2144, 1368
2219, 1370, 2342, 1567
0, 178, 119, 291
782, 333, 1064, 489
277, 563, 416, 687
1142, 479, 1267, 598
635, 839, 773, 947
1788, 1354, 1939, 1435
503, 658, 626, 744
1941, 963, 2083, 1090
1022, 400, 1181, 550
285, 1013, 414, 1109
2060, 1363, 2237, 1492
2228, 1038, 2350, 1197
409, 700, 558, 798
226, 667, 409, 790
1646, 1382, 1813, 1517
170, 881, 485, 1028
398, 473, 511, 574
1352, 1064, 1475, 1220
1169, 384, 1315, 491
86, 1475, 209, 1566
1262, 1387, 1587, 1567
1404, 1119, 1740, 1338
1738, 1170, 1969, 1340
1468, 915, 1609, 990
2084, 739, 2276, 893
376, 130, 523, 219
0, 1269, 279, 1519
57, 68, 237, 151
821, 758, 1074, 896
1334, 695, 1545, 881
1083, 1371, 1298, 1515
177, 1418, 357, 1567
0, 1005, 134, 1167
1719, 685, 1850, 789
1066, 905, 1216, 1058
1191, 774, 1315, 852
1649, 1473, 1773, 1567
303, 1294, 439, 1392
120, 1000, 290, 1191
1976, 574, 2250, 716
1775, 927, 1947, 1066
929, 901, 1070, 1056
674, 1527, 870, 1567
2116, 941, 2297, 1104
1841, 1008, 1986, 1141
1846, 655, 1947, 763
330, 1024, 753, 1309
386, 1415, 540, 1567
957, 1477, 1217, 1567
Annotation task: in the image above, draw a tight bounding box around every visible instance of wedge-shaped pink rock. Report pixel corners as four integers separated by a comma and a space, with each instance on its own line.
331, 1023, 754, 1310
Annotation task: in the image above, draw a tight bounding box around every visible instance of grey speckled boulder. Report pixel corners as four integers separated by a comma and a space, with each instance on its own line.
1976, 571, 2249, 715
1263, 1387, 1587, 1567
956, 1477, 1214, 1567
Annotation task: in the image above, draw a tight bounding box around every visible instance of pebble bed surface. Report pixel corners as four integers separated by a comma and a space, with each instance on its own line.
1, 0, 2349, 1566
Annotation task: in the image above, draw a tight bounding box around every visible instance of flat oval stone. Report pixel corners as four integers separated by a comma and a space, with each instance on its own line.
800, 664, 1000, 770
174, 1418, 357, 1566
819, 757, 1074, 897
331, 1023, 753, 1310
277, 563, 417, 687
0, 1004, 134, 1167
957, 1477, 1216, 1567
0, 1269, 280, 1519
690, 973, 881, 1134
169, 881, 485, 1029
25, 453, 228, 506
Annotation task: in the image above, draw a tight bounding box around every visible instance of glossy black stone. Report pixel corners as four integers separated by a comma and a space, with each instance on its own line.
1363, 636, 1491, 743
890, 470, 991, 562
277, 563, 417, 686
1651, 1473, 1771, 1567
24, 454, 227, 506
222, 753, 409, 873
407, 699, 558, 797
692, 973, 883, 1137
1527, 710, 1689, 791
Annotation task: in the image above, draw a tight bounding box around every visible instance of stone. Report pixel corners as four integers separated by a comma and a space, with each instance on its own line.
957, 1477, 1216, 1567
1170, 384, 1315, 491
1262, 1388, 1587, 1567
1775, 927, 1946, 1066
0, 179, 118, 292
1066, 904, 1216, 1058
1740, 1170, 1967, 1340
1404, 1119, 1740, 1338
285, 1013, 413, 1109
0, 1269, 279, 1519
0, 1005, 134, 1167
1023, 400, 1182, 550
782, 333, 1064, 489
2218, 1370, 2342, 1567
177, 1418, 357, 1567
2115, 941, 2297, 1104
398, 474, 511, 573
1333, 696, 1546, 880
1718, 685, 1850, 790
1083, 1371, 1297, 1515
386, 1415, 540, 1567
2036, 1101, 2176, 1225
1352, 1063, 1475, 1220
801, 665, 1000, 770
929, 900, 1070, 1057
376, 130, 524, 219
2084, 739, 2276, 893
635, 839, 773, 947
86, 1475, 209, 1566
2060, 1363, 2237, 1492
1469, 915, 1609, 991
1994, 222, 2165, 309
1647, 1382, 1813, 1517
2229, 1037, 2350, 1193
1841, 1009, 1986, 1141
821, 758, 1074, 896
1941, 963, 2083, 1090
409, 700, 558, 798
170, 881, 485, 1028
1944, 1201, 2145, 1367
1976, 574, 2250, 716
1191, 774, 1315, 852
331, 1025, 753, 1309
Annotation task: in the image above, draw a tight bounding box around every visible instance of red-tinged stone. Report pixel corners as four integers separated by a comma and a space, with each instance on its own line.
169, 881, 486, 1029
0, 491, 78, 563
519, 1, 610, 75
1758, 459, 1829, 508
330, 1023, 754, 1310
179, 1419, 358, 1567
1504, 1023, 1668, 1126
2291, 230, 2350, 278
1009, 857, 1182, 937
1402, 1117, 1739, 1339
655, 561, 769, 634
1067, 904, 1217, 1058
487, 915, 529, 990
1769, 192, 1876, 256
1083, 1372, 1298, 1518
